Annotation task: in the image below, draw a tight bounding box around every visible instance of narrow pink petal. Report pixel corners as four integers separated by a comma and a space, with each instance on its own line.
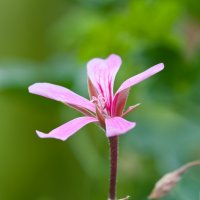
105, 117, 136, 137
112, 63, 164, 116
87, 54, 121, 111
28, 83, 95, 113
116, 63, 164, 94
105, 54, 122, 72
36, 116, 98, 141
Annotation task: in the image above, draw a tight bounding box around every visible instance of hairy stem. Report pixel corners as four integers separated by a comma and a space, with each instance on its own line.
108, 136, 118, 200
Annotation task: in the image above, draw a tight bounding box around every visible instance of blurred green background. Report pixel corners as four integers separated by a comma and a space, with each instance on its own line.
0, 0, 200, 199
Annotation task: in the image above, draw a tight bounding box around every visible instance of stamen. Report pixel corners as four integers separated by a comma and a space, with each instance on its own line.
91, 95, 109, 117
98, 94, 106, 110
91, 96, 98, 104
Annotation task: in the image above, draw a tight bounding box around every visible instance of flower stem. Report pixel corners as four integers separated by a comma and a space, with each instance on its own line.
108, 136, 118, 200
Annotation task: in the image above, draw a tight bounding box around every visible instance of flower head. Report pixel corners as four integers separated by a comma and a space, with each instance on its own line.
29, 54, 164, 141
148, 160, 200, 199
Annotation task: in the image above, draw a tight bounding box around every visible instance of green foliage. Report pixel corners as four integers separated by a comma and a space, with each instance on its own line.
0, 0, 200, 199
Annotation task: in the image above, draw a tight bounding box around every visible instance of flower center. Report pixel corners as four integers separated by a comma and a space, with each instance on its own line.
91, 95, 109, 117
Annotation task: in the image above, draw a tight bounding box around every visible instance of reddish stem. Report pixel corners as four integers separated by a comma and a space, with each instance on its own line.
108, 136, 118, 200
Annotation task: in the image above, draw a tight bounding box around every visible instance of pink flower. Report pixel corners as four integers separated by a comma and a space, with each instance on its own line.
28, 54, 164, 141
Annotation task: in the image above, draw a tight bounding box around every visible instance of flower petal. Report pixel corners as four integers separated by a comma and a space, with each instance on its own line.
28, 83, 95, 113
116, 63, 164, 94
87, 54, 121, 111
111, 88, 129, 116
112, 63, 164, 116
36, 116, 98, 141
105, 117, 136, 137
